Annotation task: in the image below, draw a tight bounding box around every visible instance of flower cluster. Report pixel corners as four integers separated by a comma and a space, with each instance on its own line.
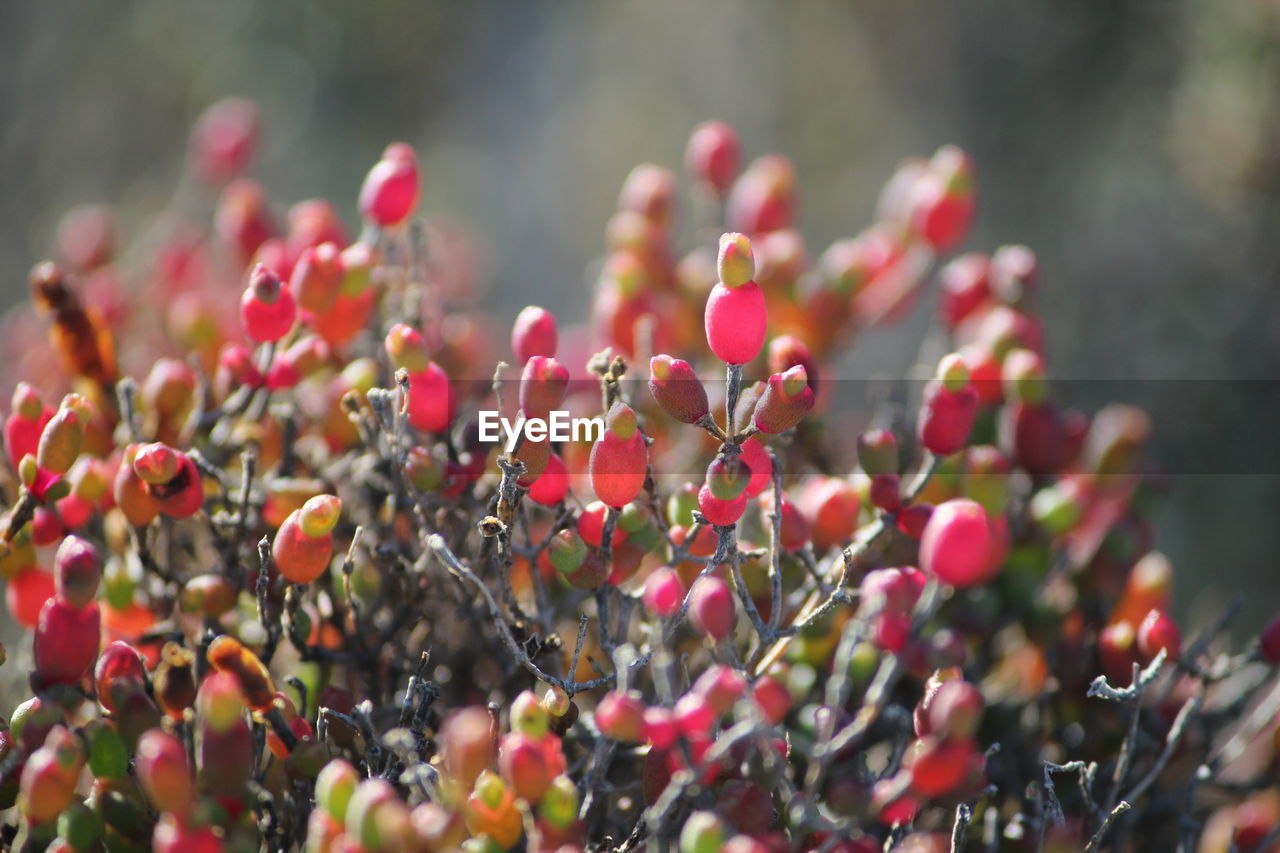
0, 102, 1276, 853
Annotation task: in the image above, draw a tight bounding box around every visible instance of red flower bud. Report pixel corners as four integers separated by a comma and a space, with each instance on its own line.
207, 635, 276, 712
512, 305, 558, 364
34, 598, 100, 686
752, 675, 792, 725
216, 178, 276, 265
403, 362, 454, 433
648, 355, 709, 424
643, 566, 684, 618
359, 143, 420, 227
519, 356, 569, 421
441, 706, 496, 792
907, 736, 977, 798
919, 498, 996, 588
291, 241, 344, 315
618, 164, 677, 229
241, 264, 297, 343
189, 97, 260, 185
918, 378, 978, 457
53, 534, 101, 608
909, 146, 975, 252
686, 121, 741, 196
939, 252, 992, 330
1137, 608, 1182, 662
596, 691, 647, 743
273, 495, 340, 583
705, 279, 767, 366
136, 729, 194, 814
753, 366, 814, 434
385, 323, 431, 374
529, 452, 570, 507
588, 403, 648, 509
498, 731, 560, 804
6, 567, 55, 627
693, 664, 747, 716
739, 436, 773, 497
697, 482, 748, 526
689, 575, 735, 641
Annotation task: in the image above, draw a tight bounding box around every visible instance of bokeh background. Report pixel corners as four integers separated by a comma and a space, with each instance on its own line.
1, 0, 1278, 629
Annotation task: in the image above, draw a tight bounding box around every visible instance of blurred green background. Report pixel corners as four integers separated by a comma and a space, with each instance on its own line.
1, 0, 1278, 629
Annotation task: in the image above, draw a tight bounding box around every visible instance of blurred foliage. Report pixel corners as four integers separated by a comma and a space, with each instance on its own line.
1, 0, 1278, 629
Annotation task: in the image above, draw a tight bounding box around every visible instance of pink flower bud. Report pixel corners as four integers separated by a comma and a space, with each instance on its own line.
752, 365, 814, 434
241, 264, 297, 343
519, 356, 569, 421
685, 121, 741, 196
643, 566, 684, 618
648, 355, 709, 424
688, 575, 735, 641
588, 403, 648, 509
697, 482, 748, 527
919, 498, 996, 587
705, 280, 767, 365
359, 143, 420, 227
403, 362, 454, 433
596, 690, 646, 743
511, 305, 558, 363
528, 452, 570, 507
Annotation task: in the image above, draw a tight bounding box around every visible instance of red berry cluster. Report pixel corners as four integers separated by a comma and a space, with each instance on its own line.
0, 102, 1273, 853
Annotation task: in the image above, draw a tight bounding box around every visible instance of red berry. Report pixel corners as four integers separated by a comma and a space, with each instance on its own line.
688, 575, 736, 641
358, 143, 420, 227
1137, 608, 1182, 662
919, 498, 996, 588
705, 280, 767, 366
511, 306, 558, 363
685, 120, 741, 196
